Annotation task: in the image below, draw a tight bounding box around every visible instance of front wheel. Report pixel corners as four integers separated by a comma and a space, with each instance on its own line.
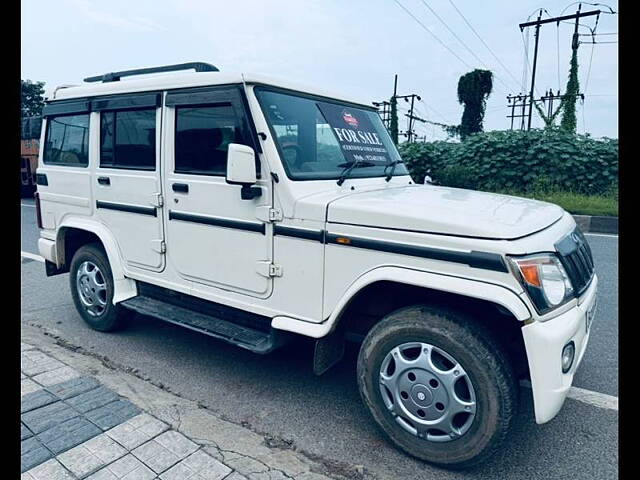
69, 243, 131, 332
357, 305, 518, 468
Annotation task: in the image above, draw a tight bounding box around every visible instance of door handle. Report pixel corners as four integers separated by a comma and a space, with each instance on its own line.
97, 176, 111, 185
172, 183, 189, 193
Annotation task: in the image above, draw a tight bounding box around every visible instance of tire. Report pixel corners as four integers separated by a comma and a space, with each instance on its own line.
357, 304, 518, 469
69, 243, 131, 332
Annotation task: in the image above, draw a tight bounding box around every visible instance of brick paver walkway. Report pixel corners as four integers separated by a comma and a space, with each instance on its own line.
21, 342, 237, 480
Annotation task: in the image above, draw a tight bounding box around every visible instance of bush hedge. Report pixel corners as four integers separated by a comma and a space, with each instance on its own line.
399, 129, 618, 195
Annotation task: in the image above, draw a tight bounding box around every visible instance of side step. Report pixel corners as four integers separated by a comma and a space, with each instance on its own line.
121, 296, 288, 354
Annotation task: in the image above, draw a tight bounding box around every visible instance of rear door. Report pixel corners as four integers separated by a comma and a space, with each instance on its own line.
163, 85, 272, 297
92, 93, 165, 271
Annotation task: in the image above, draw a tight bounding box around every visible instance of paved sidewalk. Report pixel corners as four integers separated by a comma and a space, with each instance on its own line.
20, 335, 339, 480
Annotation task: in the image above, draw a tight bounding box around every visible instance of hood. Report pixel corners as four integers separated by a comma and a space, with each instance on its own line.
327, 185, 564, 240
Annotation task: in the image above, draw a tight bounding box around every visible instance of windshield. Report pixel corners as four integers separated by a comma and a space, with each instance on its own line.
255, 88, 408, 181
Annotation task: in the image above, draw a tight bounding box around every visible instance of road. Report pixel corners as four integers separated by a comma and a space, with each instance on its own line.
21, 199, 618, 479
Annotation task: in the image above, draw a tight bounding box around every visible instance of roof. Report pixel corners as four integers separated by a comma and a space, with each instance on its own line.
48, 71, 374, 109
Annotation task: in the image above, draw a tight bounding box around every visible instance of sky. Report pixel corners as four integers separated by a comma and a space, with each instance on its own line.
21, 0, 618, 140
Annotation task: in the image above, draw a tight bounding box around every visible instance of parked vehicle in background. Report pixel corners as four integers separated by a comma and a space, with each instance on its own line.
21, 116, 42, 197
35, 63, 597, 468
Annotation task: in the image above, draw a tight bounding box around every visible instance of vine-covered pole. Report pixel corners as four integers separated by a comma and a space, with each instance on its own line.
390, 74, 399, 144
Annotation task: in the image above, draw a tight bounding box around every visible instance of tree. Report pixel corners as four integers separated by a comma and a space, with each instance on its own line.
21, 79, 45, 117
559, 48, 580, 134
456, 69, 493, 140
389, 95, 399, 144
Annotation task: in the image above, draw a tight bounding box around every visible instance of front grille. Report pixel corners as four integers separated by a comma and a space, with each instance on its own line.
555, 228, 595, 296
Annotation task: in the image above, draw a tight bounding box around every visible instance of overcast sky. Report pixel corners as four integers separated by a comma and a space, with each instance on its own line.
21, 0, 618, 140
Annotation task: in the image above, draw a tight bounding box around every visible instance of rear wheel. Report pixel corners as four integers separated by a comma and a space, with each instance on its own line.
69, 243, 131, 332
357, 305, 518, 468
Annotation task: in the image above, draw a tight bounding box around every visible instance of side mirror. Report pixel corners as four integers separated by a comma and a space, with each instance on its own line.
226, 143, 261, 200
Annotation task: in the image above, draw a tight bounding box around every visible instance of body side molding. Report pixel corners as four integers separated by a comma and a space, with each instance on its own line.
169, 210, 266, 234
273, 225, 507, 273
96, 201, 157, 217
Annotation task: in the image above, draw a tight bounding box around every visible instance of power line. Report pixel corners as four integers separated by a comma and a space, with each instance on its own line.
521, 29, 529, 94
393, 0, 473, 71
560, 2, 617, 15
579, 40, 618, 44
418, 98, 454, 124
447, 0, 523, 89
418, 0, 517, 92
520, 26, 542, 99
579, 32, 618, 35
584, 44, 596, 93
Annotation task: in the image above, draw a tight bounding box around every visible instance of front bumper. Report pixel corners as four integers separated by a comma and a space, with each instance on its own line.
521, 274, 598, 424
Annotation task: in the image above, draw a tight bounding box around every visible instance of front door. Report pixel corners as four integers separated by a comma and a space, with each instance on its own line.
162, 86, 272, 297
93, 93, 165, 272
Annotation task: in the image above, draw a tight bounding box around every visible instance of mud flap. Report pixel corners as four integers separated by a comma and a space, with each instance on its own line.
313, 329, 346, 375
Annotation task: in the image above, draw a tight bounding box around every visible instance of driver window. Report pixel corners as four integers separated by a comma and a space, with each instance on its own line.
266, 97, 345, 175
174, 104, 244, 176
273, 124, 299, 166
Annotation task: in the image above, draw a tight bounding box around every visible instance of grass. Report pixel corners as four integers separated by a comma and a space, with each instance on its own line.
497, 190, 618, 217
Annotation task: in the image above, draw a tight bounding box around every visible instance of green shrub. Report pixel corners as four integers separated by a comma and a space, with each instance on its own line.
400, 141, 460, 185
399, 129, 618, 195
436, 164, 478, 190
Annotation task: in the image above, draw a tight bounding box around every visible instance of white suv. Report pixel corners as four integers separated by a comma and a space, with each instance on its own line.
35, 62, 597, 468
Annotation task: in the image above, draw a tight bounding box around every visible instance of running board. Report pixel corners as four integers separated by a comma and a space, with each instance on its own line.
121, 296, 288, 354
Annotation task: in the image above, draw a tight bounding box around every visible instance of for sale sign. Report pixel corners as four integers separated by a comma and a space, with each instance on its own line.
317, 102, 391, 165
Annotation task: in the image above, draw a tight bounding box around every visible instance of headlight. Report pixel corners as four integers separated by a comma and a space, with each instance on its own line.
509, 254, 574, 314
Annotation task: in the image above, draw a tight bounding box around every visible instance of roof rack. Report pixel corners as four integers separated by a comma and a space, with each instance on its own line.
84, 62, 219, 83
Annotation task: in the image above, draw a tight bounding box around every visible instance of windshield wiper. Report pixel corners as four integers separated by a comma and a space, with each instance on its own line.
384, 160, 403, 182
336, 159, 376, 186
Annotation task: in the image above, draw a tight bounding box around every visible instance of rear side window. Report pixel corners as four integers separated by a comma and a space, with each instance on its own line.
43, 114, 90, 166
100, 109, 156, 170
174, 105, 245, 175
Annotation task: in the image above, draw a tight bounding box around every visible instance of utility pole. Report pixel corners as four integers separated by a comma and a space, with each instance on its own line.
373, 100, 391, 127
375, 74, 400, 131
393, 74, 398, 100
572, 3, 582, 51
506, 94, 529, 130
408, 94, 417, 142
385, 75, 423, 142
404, 110, 426, 142
516, 4, 601, 130
526, 9, 542, 130
395, 93, 423, 142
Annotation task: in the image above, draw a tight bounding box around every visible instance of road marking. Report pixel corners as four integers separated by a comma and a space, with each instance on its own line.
520, 380, 618, 411
21, 203, 36, 208
567, 385, 618, 410
584, 232, 618, 239
21, 251, 44, 263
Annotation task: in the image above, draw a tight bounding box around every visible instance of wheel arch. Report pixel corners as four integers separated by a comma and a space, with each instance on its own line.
273, 266, 532, 377
329, 267, 531, 330
55, 218, 137, 304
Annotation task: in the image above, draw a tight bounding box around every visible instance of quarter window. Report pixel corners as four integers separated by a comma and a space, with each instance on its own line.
43, 114, 90, 166
174, 105, 245, 175
100, 109, 156, 170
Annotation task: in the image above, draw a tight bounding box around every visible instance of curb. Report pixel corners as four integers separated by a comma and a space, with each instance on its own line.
572, 215, 618, 235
